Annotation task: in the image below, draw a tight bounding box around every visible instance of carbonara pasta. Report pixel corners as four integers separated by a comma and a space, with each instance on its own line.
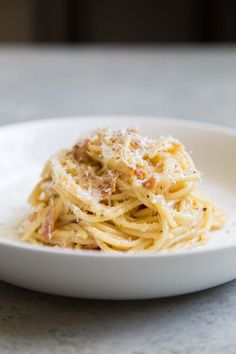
20, 128, 226, 252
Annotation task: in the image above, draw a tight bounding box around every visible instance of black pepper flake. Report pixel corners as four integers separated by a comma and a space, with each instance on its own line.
202, 207, 207, 212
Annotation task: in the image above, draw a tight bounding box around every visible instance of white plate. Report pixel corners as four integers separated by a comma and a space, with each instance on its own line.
0, 116, 236, 300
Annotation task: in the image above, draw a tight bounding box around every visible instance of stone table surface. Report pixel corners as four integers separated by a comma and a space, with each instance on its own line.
0, 45, 236, 354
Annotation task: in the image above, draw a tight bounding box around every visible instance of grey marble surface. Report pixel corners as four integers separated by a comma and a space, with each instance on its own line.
1, 46, 236, 354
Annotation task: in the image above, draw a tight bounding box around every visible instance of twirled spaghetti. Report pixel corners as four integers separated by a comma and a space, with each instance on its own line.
20, 128, 226, 252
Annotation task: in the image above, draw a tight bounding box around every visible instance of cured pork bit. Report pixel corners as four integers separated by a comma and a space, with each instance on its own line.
29, 211, 38, 222
131, 139, 141, 149
41, 205, 56, 239
143, 176, 156, 191
72, 139, 90, 162
130, 167, 145, 179
99, 171, 118, 199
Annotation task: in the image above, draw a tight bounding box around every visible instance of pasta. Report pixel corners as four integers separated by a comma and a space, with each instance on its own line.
20, 128, 227, 252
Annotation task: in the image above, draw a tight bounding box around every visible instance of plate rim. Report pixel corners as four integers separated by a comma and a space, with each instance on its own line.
0, 114, 236, 137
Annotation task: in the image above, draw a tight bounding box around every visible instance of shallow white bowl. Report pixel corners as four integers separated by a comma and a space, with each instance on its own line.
0, 116, 235, 300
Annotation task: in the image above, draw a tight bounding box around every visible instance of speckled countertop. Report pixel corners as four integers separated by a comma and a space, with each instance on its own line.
1, 46, 236, 354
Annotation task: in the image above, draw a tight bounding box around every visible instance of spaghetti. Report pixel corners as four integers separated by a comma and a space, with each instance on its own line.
20, 128, 226, 252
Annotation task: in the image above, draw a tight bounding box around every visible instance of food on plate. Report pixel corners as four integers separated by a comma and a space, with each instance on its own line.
20, 128, 226, 252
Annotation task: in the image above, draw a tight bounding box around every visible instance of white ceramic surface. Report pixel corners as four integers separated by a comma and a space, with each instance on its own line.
0, 116, 235, 300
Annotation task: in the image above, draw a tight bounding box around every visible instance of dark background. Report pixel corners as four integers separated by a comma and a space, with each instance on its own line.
1, 0, 236, 43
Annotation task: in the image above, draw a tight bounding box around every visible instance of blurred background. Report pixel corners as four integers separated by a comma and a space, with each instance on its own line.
1, 0, 236, 43
0, 0, 236, 127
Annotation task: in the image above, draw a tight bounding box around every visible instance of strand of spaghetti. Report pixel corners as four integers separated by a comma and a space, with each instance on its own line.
70, 199, 141, 223
164, 206, 212, 248
83, 224, 143, 249
132, 207, 155, 218
144, 220, 169, 251
116, 225, 163, 239
21, 204, 49, 241
54, 182, 141, 221
128, 239, 154, 252
112, 215, 162, 232
92, 222, 133, 238
165, 182, 194, 200
131, 177, 177, 228
95, 238, 120, 253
